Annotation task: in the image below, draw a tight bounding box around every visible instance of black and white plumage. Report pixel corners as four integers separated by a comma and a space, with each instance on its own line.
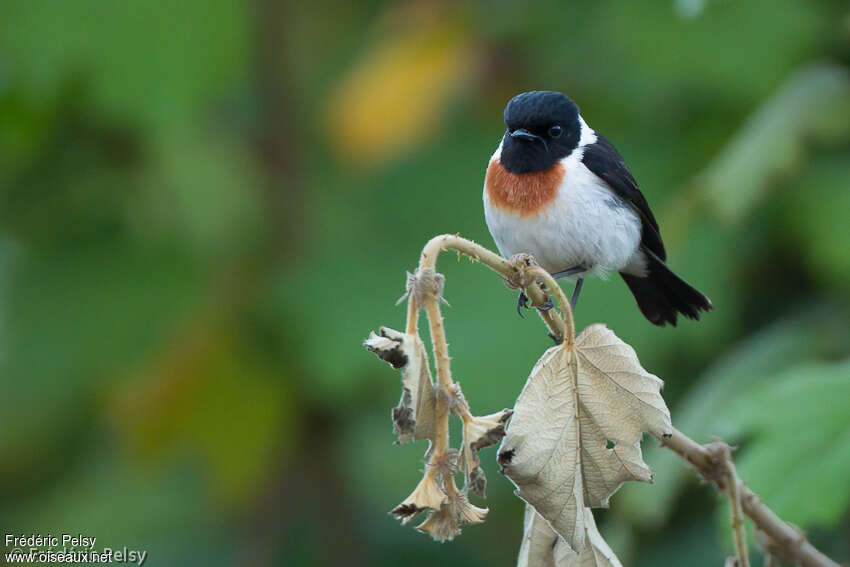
483, 90, 713, 326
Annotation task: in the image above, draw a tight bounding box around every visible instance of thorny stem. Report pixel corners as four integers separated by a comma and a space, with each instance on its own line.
406, 292, 418, 335
658, 429, 840, 567
414, 234, 572, 344
726, 459, 750, 567
423, 296, 459, 496
525, 265, 575, 349
409, 234, 576, 500
402, 234, 841, 567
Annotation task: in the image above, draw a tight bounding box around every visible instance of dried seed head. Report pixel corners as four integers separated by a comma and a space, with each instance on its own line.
416, 492, 488, 542
416, 506, 459, 543
451, 492, 488, 525
396, 268, 450, 308
391, 473, 447, 525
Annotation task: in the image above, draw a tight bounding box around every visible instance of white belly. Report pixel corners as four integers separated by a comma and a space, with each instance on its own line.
483, 159, 643, 279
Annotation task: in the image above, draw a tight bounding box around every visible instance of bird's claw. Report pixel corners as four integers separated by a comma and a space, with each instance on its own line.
517, 291, 529, 317
517, 289, 554, 317
537, 295, 554, 311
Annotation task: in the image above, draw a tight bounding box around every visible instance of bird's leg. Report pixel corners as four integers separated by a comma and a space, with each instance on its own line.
570, 278, 584, 311
551, 265, 587, 280
518, 265, 587, 318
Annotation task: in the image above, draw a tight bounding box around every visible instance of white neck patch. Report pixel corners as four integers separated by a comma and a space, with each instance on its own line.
577, 116, 597, 148
558, 116, 597, 167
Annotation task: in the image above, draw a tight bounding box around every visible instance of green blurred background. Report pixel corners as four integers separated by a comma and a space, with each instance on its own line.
1, 0, 849, 565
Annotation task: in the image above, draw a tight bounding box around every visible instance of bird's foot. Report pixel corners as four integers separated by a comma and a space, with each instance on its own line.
537, 295, 554, 311
516, 288, 554, 317
516, 291, 529, 317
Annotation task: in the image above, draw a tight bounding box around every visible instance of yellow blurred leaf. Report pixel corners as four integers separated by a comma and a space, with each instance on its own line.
325, 16, 472, 166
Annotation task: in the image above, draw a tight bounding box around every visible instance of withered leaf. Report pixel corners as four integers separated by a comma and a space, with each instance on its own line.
517, 505, 557, 567
518, 505, 622, 567
459, 408, 513, 497
391, 472, 447, 524
416, 491, 488, 542
499, 324, 672, 551
364, 327, 437, 443
553, 508, 622, 567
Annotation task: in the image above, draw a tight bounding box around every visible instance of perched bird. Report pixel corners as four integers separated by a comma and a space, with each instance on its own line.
483, 91, 713, 326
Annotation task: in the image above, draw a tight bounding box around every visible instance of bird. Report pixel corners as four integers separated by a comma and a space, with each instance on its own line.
483, 90, 713, 326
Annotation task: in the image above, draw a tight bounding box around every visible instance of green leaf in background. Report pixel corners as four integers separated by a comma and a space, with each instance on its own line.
109, 325, 295, 505
0, 0, 248, 131
618, 307, 850, 526
6, 451, 235, 567
0, 246, 205, 480
134, 131, 265, 260
781, 152, 850, 288
698, 63, 850, 221
724, 360, 850, 528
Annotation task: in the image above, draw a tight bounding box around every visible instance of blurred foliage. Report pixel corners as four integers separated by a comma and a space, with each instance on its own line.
730, 359, 850, 527
699, 63, 850, 221
0, 0, 849, 566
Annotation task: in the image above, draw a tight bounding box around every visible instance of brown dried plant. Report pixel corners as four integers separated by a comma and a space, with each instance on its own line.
365, 234, 840, 567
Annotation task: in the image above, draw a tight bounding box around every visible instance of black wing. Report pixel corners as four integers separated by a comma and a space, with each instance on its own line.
581, 133, 666, 261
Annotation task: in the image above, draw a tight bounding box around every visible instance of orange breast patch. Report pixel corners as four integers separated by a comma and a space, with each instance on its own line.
485, 159, 565, 217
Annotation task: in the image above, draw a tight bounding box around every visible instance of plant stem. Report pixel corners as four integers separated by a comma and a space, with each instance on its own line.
525, 265, 575, 349
658, 429, 840, 567
401, 234, 841, 567
410, 234, 574, 499
413, 234, 570, 344
406, 293, 419, 336
424, 297, 452, 461
726, 460, 750, 567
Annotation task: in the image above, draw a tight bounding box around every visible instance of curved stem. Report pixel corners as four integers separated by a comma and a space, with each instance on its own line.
411, 234, 570, 344
410, 234, 575, 500
392, 233, 842, 567
406, 293, 419, 335
526, 266, 575, 349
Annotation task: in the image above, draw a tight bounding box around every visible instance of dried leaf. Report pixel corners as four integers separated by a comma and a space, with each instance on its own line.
364, 327, 437, 443
499, 324, 672, 551
518, 506, 623, 567
416, 491, 488, 543
517, 505, 557, 567
460, 408, 513, 497
553, 509, 623, 567
391, 472, 447, 524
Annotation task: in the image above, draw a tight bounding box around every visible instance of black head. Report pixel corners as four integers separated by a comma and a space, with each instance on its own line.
499, 91, 581, 174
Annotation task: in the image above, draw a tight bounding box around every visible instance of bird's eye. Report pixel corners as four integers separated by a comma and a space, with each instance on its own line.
549, 125, 563, 138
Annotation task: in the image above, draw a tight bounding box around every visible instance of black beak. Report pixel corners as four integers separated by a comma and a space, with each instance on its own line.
510, 128, 548, 151
510, 128, 540, 142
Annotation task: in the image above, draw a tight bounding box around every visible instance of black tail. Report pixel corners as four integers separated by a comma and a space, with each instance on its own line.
620, 250, 713, 327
